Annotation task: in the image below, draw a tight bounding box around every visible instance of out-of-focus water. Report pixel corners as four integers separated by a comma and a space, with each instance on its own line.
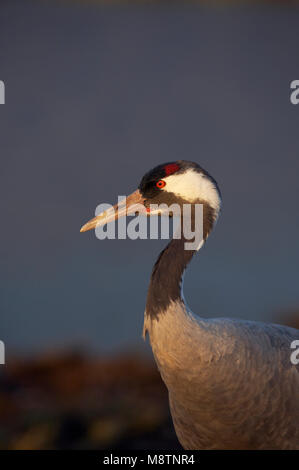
0, 1, 299, 354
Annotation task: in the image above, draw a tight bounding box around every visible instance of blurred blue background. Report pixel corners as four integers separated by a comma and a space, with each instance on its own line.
1, 0, 299, 356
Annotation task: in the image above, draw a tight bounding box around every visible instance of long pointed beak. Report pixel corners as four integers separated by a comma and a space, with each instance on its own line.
80, 189, 146, 233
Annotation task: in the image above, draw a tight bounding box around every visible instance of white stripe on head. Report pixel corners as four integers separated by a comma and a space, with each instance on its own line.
163, 169, 221, 213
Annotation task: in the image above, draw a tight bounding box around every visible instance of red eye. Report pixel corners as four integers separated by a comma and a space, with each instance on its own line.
156, 180, 166, 189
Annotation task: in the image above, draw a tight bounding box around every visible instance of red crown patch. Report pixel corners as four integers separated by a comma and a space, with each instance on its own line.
164, 163, 180, 176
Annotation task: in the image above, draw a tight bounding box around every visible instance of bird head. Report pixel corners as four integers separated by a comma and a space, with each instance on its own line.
80, 160, 221, 235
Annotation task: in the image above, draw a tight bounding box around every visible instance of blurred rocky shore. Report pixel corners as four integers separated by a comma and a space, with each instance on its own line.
0, 312, 297, 450
0, 351, 181, 450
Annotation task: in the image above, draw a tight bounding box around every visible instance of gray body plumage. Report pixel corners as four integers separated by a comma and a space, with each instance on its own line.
144, 303, 299, 449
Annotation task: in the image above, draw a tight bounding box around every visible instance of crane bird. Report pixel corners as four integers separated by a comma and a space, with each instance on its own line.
80, 160, 299, 450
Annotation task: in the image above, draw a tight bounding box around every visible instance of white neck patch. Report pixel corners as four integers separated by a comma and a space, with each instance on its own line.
163, 169, 221, 213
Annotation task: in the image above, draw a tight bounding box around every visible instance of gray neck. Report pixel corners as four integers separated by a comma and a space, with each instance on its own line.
145, 236, 195, 320
145, 204, 216, 320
